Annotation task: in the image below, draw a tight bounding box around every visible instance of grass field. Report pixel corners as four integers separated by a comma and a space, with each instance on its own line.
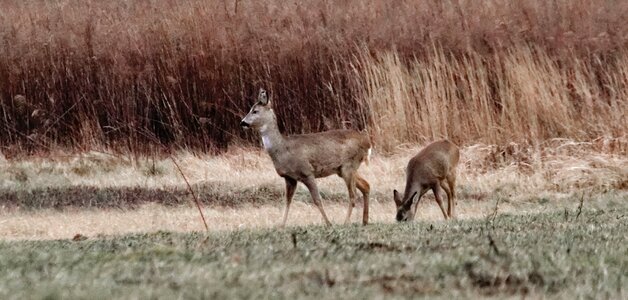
1, 1, 627, 298
0, 144, 625, 298
1, 202, 626, 299
1, 143, 626, 240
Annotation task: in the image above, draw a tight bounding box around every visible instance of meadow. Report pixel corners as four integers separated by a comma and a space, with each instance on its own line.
0, 142, 624, 298
0, 0, 627, 298
0, 204, 626, 299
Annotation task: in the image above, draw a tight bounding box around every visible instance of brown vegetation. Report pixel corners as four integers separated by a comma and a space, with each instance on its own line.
1, 142, 626, 210
0, 140, 626, 239
1, 0, 627, 155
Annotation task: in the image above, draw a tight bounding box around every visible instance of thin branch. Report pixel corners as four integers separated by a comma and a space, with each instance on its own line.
575, 192, 585, 220
485, 196, 501, 230
170, 155, 209, 232
487, 233, 500, 255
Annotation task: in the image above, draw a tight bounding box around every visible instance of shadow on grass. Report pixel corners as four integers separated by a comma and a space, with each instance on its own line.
0, 182, 368, 210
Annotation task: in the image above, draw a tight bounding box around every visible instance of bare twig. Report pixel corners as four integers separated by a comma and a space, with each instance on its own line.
41, 95, 85, 137
291, 232, 298, 249
483, 197, 503, 256
487, 233, 500, 255
124, 125, 210, 232
485, 196, 501, 230
491, 197, 500, 222
170, 156, 209, 231
575, 192, 585, 220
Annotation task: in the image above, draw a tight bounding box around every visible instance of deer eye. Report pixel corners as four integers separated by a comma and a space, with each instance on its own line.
252, 110, 259, 114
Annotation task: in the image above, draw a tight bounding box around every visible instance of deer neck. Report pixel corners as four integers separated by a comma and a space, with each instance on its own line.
258, 118, 285, 156
403, 181, 420, 204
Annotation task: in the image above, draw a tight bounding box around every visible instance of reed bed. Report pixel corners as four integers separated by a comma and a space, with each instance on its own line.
0, 0, 626, 155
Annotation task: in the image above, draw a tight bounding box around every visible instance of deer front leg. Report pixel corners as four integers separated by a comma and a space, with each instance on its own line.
432, 185, 449, 220
302, 176, 332, 226
281, 177, 298, 227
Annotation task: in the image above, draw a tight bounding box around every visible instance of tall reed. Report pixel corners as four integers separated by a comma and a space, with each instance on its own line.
0, 0, 626, 155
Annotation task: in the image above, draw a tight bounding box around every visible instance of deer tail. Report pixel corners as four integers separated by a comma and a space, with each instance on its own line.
365, 147, 372, 165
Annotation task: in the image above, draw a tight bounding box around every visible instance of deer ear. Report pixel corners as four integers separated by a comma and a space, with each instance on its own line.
393, 190, 402, 207
409, 191, 419, 204
258, 88, 269, 105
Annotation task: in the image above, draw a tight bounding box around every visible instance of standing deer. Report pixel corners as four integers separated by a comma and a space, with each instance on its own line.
240, 88, 372, 226
393, 140, 460, 222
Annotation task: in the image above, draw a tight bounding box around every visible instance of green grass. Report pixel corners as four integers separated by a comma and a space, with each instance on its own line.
0, 206, 626, 299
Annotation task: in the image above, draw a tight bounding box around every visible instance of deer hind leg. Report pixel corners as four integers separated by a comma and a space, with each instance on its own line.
355, 174, 370, 225
341, 172, 357, 224
432, 184, 449, 220
302, 176, 332, 226
281, 177, 298, 227
440, 179, 453, 219
446, 172, 457, 219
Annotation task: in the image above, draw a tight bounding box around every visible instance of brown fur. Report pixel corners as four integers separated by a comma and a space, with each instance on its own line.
394, 139, 460, 222
270, 130, 370, 179
241, 89, 372, 226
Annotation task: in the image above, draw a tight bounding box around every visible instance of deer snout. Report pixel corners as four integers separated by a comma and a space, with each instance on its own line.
396, 210, 410, 222
240, 120, 251, 129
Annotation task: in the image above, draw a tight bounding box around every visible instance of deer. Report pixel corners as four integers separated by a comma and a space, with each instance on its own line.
240, 88, 372, 226
393, 139, 460, 222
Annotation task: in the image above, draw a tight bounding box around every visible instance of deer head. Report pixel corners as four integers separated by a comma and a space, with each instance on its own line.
394, 190, 418, 222
240, 88, 275, 130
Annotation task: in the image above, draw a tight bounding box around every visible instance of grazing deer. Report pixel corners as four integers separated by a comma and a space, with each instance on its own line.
240, 88, 372, 226
393, 140, 460, 222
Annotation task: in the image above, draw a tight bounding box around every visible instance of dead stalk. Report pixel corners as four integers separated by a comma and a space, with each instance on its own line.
170, 156, 209, 231
575, 192, 585, 221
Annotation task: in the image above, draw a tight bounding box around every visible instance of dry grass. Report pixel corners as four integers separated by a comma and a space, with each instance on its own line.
1, 140, 626, 240
358, 49, 628, 151
2, 140, 626, 198
0, 203, 394, 240
1, 0, 626, 154
0, 198, 596, 241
